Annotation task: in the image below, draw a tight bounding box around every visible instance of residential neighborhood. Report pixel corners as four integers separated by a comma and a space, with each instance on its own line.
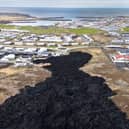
1, 16, 129, 69
0, 28, 94, 67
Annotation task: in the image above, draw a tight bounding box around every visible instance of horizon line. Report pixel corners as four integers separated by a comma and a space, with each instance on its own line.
0, 7, 129, 9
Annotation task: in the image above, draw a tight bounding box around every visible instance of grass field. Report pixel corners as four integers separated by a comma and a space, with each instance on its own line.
20, 26, 103, 35
0, 24, 16, 29
121, 27, 129, 32
0, 24, 103, 35
68, 28, 103, 35
19, 26, 68, 35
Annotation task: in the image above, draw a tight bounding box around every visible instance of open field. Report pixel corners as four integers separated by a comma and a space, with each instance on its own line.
0, 24, 104, 35
0, 67, 27, 76
68, 28, 103, 35
19, 26, 69, 35
121, 27, 129, 32
0, 66, 51, 103
0, 24, 16, 29
20, 26, 104, 35
91, 33, 113, 43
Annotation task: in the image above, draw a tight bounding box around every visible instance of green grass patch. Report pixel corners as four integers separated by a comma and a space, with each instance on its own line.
68, 28, 102, 35
19, 26, 103, 35
121, 27, 129, 32
0, 24, 103, 35
0, 24, 16, 29
19, 26, 69, 35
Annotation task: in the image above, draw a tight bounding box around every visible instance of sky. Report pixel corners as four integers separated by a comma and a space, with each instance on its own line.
0, 0, 129, 8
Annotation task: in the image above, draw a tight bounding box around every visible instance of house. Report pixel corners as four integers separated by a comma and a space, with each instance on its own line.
111, 39, 124, 43
105, 45, 122, 48
124, 38, 129, 44
3, 47, 13, 50
62, 42, 71, 46
24, 48, 37, 53
14, 58, 33, 67
38, 35, 46, 39
39, 39, 46, 42
39, 36, 62, 42
71, 42, 79, 46
47, 43, 57, 47
15, 47, 25, 53
23, 48, 35, 54
14, 38, 20, 42
0, 39, 6, 42
14, 42, 24, 46
111, 54, 129, 63
109, 32, 120, 36
121, 33, 129, 37
23, 39, 36, 42
4, 41, 14, 45
117, 49, 129, 55
0, 54, 15, 64
0, 58, 10, 63
24, 42, 36, 46
63, 35, 73, 42
0, 45, 4, 49
36, 42, 46, 46
81, 42, 89, 45
3, 54, 15, 60
0, 52, 5, 58
37, 48, 48, 54
83, 35, 93, 42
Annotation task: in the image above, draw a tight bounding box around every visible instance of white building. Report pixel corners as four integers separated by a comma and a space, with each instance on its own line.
24, 42, 36, 46
47, 43, 56, 47
62, 42, 71, 46
83, 35, 93, 42
37, 42, 46, 46
71, 42, 79, 46
39, 36, 62, 42
14, 42, 24, 46
111, 39, 124, 43
63, 35, 73, 42
4, 41, 13, 45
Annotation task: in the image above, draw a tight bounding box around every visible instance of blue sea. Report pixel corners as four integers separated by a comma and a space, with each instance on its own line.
0, 7, 129, 26
0, 7, 129, 18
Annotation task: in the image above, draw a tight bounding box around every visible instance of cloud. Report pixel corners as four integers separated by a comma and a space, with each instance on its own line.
0, 0, 129, 7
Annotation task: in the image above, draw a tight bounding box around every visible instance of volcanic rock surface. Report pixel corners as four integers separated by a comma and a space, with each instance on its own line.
0, 52, 129, 129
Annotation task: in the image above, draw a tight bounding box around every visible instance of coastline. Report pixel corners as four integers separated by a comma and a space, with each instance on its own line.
0, 12, 37, 24
0, 12, 73, 25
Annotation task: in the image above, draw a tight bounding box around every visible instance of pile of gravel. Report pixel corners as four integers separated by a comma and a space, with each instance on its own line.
0, 52, 129, 129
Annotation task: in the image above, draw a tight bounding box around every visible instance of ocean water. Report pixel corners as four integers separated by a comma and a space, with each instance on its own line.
0, 7, 129, 26
0, 7, 129, 18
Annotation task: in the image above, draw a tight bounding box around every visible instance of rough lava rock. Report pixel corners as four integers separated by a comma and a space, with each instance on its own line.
0, 52, 129, 129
